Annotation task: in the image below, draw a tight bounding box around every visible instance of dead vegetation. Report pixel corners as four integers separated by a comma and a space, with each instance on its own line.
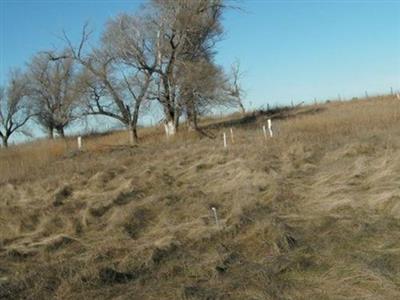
1, 95, 400, 299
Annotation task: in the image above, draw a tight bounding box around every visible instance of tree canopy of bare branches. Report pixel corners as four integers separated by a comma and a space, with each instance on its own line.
177, 59, 226, 130
62, 0, 232, 141
0, 0, 243, 147
0, 70, 33, 147
64, 16, 158, 144
147, 0, 227, 134
27, 51, 83, 139
227, 60, 246, 114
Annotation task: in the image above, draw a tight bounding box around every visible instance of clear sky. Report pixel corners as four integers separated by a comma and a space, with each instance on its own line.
1, 0, 400, 141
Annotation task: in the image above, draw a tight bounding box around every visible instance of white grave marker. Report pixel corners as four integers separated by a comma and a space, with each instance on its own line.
211, 207, 220, 228
223, 132, 227, 149
268, 119, 273, 137
77, 136, 82, 150
262, 125, 267, 140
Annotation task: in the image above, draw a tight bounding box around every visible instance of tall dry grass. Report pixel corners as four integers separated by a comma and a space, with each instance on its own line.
283, 96, 400, 143
0, 125, 168, 183
0, 139, 66, 183
1, 95, 400, 299
1, 95, 399, 184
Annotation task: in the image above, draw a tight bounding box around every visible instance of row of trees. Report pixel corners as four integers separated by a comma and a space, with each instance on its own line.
0, 0, 245, 147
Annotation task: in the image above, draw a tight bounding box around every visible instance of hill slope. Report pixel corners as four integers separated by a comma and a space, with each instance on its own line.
1, 96, 400, 299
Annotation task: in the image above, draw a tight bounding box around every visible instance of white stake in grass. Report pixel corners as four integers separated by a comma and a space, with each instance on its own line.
211, 207, 220, 228
77, 136, 82, 151
268, 119, 273, 137
223, 132, 227, 149
262, 125, 267, 140
230, 128, 234, 144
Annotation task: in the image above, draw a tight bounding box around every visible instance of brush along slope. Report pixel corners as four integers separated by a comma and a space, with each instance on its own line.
1, 96, 400, 299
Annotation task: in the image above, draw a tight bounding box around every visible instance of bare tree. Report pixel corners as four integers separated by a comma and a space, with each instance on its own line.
178, 59, 226, 131
148, 0, 226, 135
227, 60, 246, 115
64, 0, 228, 140
27, 51, 82, 139
64, 18, 158, 144
0, 70, 32, 147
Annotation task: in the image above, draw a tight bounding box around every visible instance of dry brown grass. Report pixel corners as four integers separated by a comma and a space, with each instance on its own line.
1, 95, 400, 299
0, 125, 167, 184
0, 139, 66, 183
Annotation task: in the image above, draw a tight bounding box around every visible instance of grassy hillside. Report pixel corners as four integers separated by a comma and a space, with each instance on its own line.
1, 96, 400, 299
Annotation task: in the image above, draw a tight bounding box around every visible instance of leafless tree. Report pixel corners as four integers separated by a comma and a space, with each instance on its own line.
64, 17, 158, 144
147, 0, 226, 135
178, 59, 226, 131
63, 0, 229, 140
0, 70, 33, 147
227, 60, 246, 115
27, 51, 82, 139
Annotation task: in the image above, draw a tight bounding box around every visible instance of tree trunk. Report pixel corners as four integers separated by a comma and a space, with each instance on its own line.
164, 120, 176, 137
163, 105, 179, 137
187, 104, 198, 132
173, 105, 180, 133
160, 54, 179, 137
57, 127, 65, 139
239, 102, 246, 115
128, 124, 138, 145
128, 101, 140, 145
187, 119, 196, 132
2, 136, 8, 148
48, 127, 54, 139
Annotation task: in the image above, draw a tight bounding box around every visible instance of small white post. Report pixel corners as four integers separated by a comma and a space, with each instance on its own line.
230, 128, 234, 144
262, 125, 267, 140
77, 136, 82, 151
397, 93, 400, 100
211, 207, 220, 228
223, 132, 227, 149
268, 119, 273, 137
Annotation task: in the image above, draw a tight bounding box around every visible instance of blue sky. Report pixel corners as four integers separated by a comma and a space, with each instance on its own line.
1, 0, 400, 141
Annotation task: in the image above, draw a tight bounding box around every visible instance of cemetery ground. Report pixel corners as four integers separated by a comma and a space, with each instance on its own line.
1, 95, 400, 299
